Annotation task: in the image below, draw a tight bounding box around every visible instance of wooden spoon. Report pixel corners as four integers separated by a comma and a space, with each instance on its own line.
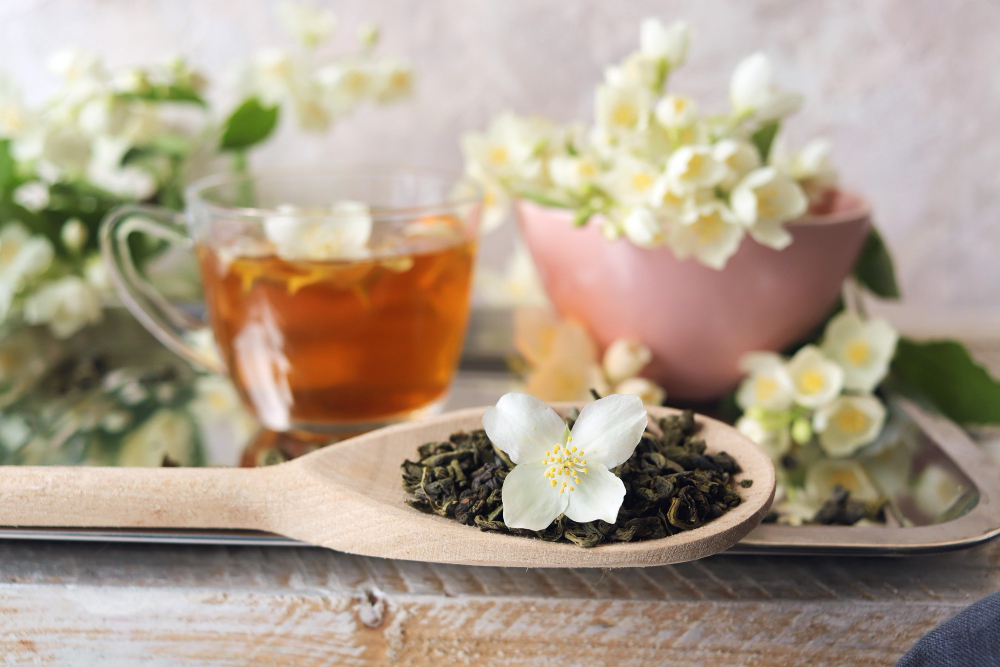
0, 404, 774, 568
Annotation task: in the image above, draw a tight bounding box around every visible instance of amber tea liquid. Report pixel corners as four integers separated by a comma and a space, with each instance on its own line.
198, 229, 476, 431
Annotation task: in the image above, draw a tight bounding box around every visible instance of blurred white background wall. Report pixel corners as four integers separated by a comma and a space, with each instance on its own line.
1, 0, 998, 327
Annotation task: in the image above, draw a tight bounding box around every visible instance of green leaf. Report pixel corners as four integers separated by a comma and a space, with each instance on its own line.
116, 85, 206, 107
853, 227, 900, 299
219, 98, 280, 151
750, 121, 780, 162
890, 338, 1000, 425
0, 139, 15, 191
518, 191, 574, 209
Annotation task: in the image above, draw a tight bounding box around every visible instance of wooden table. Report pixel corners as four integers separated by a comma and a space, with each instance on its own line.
1, 343, 998, 666
0, 538, 995, 665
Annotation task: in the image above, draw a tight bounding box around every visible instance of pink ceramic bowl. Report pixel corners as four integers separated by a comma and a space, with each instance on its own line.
517, 191, 871, 401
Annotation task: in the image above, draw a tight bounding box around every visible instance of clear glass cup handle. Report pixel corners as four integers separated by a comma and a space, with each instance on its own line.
100, 205, 224, 373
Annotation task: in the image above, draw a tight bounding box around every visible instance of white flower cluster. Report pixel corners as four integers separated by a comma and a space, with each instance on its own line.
3, 51, 206, 201
247, 2, 413, 132
735, 310, 899, 460
0, 2, 412, 339
461, 19, 838, 269
0, 51, 204, 338
514, 308, 666, 406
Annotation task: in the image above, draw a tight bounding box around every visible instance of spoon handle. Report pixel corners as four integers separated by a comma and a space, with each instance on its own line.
0, 465, 276, 530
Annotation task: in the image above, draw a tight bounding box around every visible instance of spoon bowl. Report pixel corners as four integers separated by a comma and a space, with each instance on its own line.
0, 404, 775, 568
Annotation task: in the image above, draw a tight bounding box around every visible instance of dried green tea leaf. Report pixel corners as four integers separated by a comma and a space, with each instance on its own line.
401, 410, 751, 548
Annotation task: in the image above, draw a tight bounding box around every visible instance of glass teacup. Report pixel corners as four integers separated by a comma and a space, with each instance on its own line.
101, 168, 481, 433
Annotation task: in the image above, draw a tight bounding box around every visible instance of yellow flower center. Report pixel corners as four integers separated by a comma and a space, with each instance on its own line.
0, 106, 24, 133
488, 146, 510, 165
541, 441, 588, 493
835, 407, 869, 435
798, 369, 826, 394
846, 341, 871, 366
631, 172, 653, 192
388, 70, 411, 90
828, 470, 862, 493
755, 377, 778, 402
692, 211, 725, 244
683, 153, 706, 178
344, 70, 369, 93
756, 185, 780, 219
673, 98, 688, 113
610, 102, 638, 128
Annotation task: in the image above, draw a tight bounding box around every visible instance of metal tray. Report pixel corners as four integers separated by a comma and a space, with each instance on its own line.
2, 398, 998, 557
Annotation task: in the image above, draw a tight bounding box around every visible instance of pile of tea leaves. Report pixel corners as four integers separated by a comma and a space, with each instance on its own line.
401, 409, 748, 548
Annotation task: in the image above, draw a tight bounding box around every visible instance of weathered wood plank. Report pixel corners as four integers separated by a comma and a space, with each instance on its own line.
0, 539, 995, 664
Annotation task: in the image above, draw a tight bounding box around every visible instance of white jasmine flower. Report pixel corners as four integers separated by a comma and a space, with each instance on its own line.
622, 206, 667, 248
23, 275, 102, 339
648, 173, 696, 214
60, 218, 88, 252
729, 52, 802, 122
88, 160, 157, 201
483, 393, 647, 530
779, 138, 838, 190
84, 254, 113, 294
813, 394, 887, 458
595, 84, 653, 135
373, 60, 414, 104
665, 145, 726, 192
278, 1, 336, 49
604, 52, 661, 90
654, 95, 698, 128
77, 97, 131, 139
730, 166, 807, 250
291, 87, 333, 131
0, 415, 31, 452
605, 156, 660, 205
804, 459, 878, 505
317, 62, 374, 115
118, 409, 194, 467
12, 182, 50, 211
190, 374, 259, 467
0, 76, 26, 137
264, 201, 373, 261
772, 492, 823, 526
451, 177, 509, 235
821, 311, 898, 392
785, 345, 844, 408
0, 224, 54, 318
48, 50, 102, 86
603, 339, 653, 385
614, 377, 666, 406
548, 155, 599, 193
671, 201, 744, 269
461, 113, 547, 185
736, 351, 795, 411
101, 410, 132, 433
639, 19, 690, 68
736, 414, 792, 459
713, 138, 761, 190
120, 381, 148, 405
251, 49, 300, 105
23, 126, 92, 178
912, 464, 964, 520
475, 244, 546, 308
